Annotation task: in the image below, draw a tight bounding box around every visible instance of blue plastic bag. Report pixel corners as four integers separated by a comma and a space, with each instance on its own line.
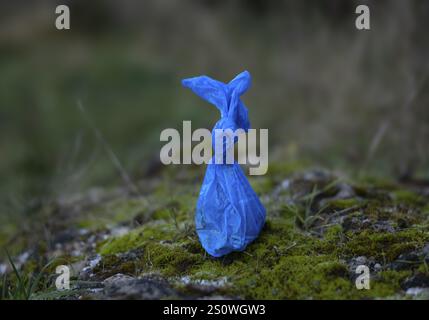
182, 71, 266, 257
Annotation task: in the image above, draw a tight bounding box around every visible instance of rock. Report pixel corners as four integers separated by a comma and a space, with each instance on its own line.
280, 179, 291, 191
0, 263, 7, 275
110, 226, 131, 237
179, 276, 229, 295
69, 260, 87, 276
348, 256, 384, 279
198, 295, 236, 300
319, 183, 357, 209
103, 273, 135, 286
289, 170, 338, 200
335, 183, 356, 199
117, 248, 144, 261
355, 256, 367, 265
390, 245, 429, 271
405, 287, 429, 299
402, 273, 429, 289
372, 220, 395, 233
406, 287, 425, 296
99, 273, 180, 300
79, 254, 102, 280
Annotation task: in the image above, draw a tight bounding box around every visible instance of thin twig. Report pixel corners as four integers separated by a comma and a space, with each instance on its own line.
362, 68, 429, 172
77, 100, 143, 198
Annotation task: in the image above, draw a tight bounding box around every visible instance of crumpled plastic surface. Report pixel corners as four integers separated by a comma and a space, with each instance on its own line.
182, 71, 266, 257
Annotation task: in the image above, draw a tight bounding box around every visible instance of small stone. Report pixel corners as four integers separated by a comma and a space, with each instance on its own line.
88, 254, 101, 268
100, 274, 180, 299
422, 244, 429, 256
335, 183, 356, 199
0, 263, 7, 275
406, 287, 425, 296
402, 273, 429, 289
103, 273, 135, 286
281, 179, 290, 190
355, 256, 367, 265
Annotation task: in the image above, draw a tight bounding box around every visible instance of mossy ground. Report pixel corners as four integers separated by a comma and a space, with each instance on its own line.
1, 163, 429, 299
95, 218, 427, 299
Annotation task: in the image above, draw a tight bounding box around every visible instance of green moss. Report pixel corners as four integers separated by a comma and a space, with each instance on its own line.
76, 198, 148, 230
367, 270, 411, 298
233, 255, 349, 299
249, 176, 275, 195
391, 190, 425, 206
324, 198, 364, 210
267, 161, 309, 180
417, 263, 429, 274
355, 176, 399, 191
92, 254, 136, 278
61, 169, 429, 300
14, 163, 429, 300
97, 218, 403, 299
95, 224, 205, 279
145, 242, 204, 276
152, 208, 171, 220
343, 229, 429, 261
323, 224, 344, 242
93, 206, 429, 299
98, 222, 176, 255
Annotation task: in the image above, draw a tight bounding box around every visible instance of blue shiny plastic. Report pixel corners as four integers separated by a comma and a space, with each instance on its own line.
182, 71, 266, 257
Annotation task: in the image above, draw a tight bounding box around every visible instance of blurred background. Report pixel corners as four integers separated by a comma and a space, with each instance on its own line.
0, 0, 428, 233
